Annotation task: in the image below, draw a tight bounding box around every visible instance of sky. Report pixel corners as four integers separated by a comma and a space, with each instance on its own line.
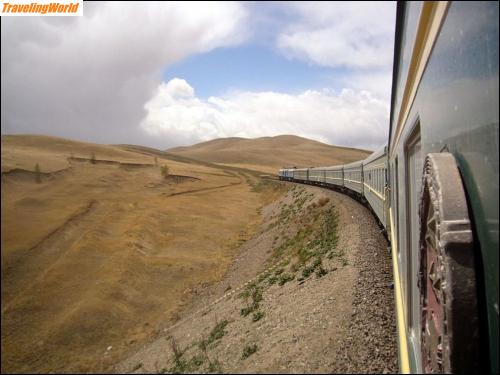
1, 1, 396, 150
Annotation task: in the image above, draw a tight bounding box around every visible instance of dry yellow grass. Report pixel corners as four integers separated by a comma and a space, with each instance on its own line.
1, 134, 155, 173
168, 134, 372, 172
1, 135, 279, 373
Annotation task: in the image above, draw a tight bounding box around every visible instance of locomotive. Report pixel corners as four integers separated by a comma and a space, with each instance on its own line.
279, 2, 498, 373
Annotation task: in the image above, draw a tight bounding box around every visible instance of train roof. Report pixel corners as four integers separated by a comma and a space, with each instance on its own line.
319, 165, 344, 171
363, 145, 387, 165
343, 159, 364, 169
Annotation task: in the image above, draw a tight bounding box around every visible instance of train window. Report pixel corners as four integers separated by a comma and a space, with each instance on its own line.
405, 122, 422, 368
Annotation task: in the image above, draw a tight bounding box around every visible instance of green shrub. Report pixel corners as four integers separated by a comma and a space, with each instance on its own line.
278, 273, 294, 286
242, 343, 258, 359
206, 320, 228, 345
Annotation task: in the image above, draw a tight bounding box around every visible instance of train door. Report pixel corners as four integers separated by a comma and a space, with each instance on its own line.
405, 125, 422, 370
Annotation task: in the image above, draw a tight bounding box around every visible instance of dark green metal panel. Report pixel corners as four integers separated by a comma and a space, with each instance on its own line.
392, 1, 498, 372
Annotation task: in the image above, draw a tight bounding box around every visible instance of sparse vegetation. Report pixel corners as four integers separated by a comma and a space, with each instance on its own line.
168, 337, 190, 374
242, 343, 258, 359
239, 283, 263, 317
132, 362, 143, 371
5, 135, 365, 374
206, 320, 228, 345
252, 311, 264, 322
161, 164, 169, 179
278, 272, 294, 286
164, 319, 230, 373
207, 359, 222, 373
316, 266, 328, 278
267, 275, 278, 285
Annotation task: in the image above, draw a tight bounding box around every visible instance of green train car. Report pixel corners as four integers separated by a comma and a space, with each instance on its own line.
388, 1, 498, 373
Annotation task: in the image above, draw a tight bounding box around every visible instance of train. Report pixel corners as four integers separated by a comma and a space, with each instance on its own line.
278, 2, 498, 374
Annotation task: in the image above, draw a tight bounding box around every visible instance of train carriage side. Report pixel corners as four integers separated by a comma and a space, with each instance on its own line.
293, 168, 308, 182
343, 160, 364, 195
324, 165, 344, 188
362, 146, 388, 228
389, 2, 498, 373
308, 167, 324, 184
281, 168, 294, 181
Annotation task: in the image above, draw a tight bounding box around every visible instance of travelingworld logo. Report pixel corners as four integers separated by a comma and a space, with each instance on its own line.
1, 0, 83, 16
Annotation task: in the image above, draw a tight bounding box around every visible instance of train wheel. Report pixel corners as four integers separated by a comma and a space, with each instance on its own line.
419, 153, 480, 373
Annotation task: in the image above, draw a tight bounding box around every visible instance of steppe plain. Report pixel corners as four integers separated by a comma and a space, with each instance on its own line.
1, 134, 377, 373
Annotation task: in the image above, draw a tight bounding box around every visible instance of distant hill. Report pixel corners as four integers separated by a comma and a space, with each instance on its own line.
1, 134, 155, 173
167, 135, 372, 174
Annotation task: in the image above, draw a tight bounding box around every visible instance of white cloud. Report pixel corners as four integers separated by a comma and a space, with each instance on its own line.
276, 1, 396, 70
339, 69, 394, 101
141, 78, 389, 150
1, 2, 248, 147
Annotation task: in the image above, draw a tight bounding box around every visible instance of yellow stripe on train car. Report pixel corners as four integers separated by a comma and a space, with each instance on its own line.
390, 208, 410, 374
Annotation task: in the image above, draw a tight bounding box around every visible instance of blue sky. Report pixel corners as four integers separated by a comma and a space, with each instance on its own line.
2, 2, 397, 150
163, 45, 344, 98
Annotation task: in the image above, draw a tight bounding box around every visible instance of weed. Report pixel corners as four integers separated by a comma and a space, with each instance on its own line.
240, 285, 263, 317
207, 320, 228, 345
161, 165, 169, 179
132, 363, 143, 371
267, 276, 278, 285
207, 359, 222, 373
189, 354, 205, 369
278, 273, 294, 286
257, 272, 269, 284
252, 311, 264, 322
242, 344, 258, 359
169, 360, 187, 373
170, 337, 183, 361
302, 266, 313, 278
316, 266, 328, 278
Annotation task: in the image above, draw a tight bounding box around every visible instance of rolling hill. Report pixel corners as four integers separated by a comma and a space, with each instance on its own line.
1, 134, 269, 373
167, 135, 372, 174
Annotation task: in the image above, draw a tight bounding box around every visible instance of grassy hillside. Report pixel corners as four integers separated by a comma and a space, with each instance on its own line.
1, 134, 282, 373
167, 135, 372, 174
1, 134, 159, 173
